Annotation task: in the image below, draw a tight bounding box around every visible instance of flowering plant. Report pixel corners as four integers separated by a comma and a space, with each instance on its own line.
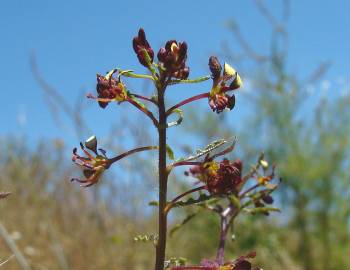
71, 28, 279, 270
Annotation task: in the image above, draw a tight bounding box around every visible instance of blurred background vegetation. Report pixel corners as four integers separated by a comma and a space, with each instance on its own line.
1, 1, 350, 270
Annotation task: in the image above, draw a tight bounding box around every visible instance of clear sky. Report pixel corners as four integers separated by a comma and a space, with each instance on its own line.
1, 0, 350, 148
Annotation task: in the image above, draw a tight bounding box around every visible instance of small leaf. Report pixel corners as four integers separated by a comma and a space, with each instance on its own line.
133, 233, 158, 246
166, 144, 175, 160
243, 207, 280, 215
173, 137, 236, 164
171, 193, 212, 208
148, 201, 159, 206
169, 213, 197, 236
164, 257, 187, 269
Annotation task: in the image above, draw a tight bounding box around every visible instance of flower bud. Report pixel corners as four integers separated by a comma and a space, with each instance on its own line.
209, 56, 222, 80
133, 28, 154, 67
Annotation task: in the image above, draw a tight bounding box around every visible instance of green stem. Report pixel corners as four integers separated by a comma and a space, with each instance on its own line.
120, 71, 154, 81
168, 75, 211, 85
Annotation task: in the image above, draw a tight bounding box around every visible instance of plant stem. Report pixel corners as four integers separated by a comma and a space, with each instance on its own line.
155, 84, 168, 270
164, 185, 206, 214
216, 216, 229, 265
108, 146, 158, 165
166, 93, 209, 116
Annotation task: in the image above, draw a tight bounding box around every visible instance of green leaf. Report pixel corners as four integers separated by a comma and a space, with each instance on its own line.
243, 207, 280, 215
168, 75, 211, 85
169, 213, 197, 236
164, 257, 187, 269
148, 201, 159, 207
171, 193, 212, 208
133, 233, 159, 246
166, 144, 175, 160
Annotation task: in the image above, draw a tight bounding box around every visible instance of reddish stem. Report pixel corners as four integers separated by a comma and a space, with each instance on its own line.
130, 93, 157, 105
165, 185, 206, 214
127, 97, 159, 127
166, 93, 209, 116
239, 183, 259, 198
108, 146, 158, 166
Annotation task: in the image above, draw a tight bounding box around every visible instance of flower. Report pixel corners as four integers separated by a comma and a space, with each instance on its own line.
71, 136, 109, 187
133, 28, 154, 67
208, 56, 242, 113
157, 40, 189, 79
188, 158, 243, 195
95, 70, 128, 108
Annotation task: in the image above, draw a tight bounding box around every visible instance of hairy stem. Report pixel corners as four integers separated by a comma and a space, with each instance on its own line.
155, 84, 168, 270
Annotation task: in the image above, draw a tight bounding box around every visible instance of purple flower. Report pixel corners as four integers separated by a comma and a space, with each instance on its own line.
157, 40, 189, 79
133, 28, 154, 67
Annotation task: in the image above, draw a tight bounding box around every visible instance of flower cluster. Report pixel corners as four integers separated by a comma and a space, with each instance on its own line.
95, 70, 128, 108
188, 158, 242, 196
208, 56, 242, 113
157, 40, 189, 80
71, 136, 109, 187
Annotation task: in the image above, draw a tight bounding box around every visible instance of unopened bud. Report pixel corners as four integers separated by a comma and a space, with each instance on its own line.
209, 56, 222, 80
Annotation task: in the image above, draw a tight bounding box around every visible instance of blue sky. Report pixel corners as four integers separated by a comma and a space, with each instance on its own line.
1, 0, 350, 149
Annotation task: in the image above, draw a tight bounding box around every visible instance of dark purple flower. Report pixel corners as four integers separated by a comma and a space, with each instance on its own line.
208, 57, 242, 113
188, 159, 243, 196
157, 40, 189, 79
95, 72, 127, 108
133, 28, 154, 67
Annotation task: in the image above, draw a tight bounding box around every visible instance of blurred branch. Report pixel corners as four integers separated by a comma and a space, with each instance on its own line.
0, 192, 11, 199
227, 19, 268, 63
30, 53, 91, 138
0, 222, 31, 270
303, 61, 332, 84
0, 255, 14, 268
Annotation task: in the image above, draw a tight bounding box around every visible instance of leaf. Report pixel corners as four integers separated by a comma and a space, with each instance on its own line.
243, 207, 280, 215
173, 137, 237, 164
166, 144, 175, 160
164, 257, 187, 269
171, 193, 212, 208
133, 233, 158, 246
169, 213, 197, 236
148, 201, 159, 207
